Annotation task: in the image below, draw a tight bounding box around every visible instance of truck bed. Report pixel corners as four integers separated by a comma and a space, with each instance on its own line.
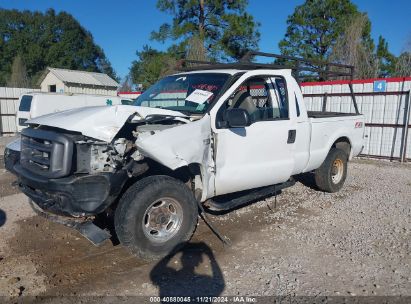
303, 113, 365, 173
307, 111, 360, 118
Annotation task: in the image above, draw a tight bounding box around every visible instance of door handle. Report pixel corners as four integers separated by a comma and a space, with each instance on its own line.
287, 129, 296, 144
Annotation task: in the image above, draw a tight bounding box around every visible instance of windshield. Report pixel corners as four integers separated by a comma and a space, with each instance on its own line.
134, 73, 230, 114
19, 95, 33, 111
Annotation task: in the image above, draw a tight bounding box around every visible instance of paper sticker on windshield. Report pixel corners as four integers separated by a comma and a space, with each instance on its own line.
186, 89, 213, 104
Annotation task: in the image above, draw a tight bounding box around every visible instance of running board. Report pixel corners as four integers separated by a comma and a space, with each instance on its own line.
205, 179, 295, 212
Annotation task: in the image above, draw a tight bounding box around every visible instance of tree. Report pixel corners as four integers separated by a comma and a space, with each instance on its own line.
394, 53, 411, 76
7, 55, 29, 88
151, 0, 260, 60
279, 0, 373, 66
376, 36, 396, 77
330, 14, 378, 78
393, 35, 411, 77
186, 35, 208, 63
130, 36, 210, 89
119, 74, 133, 92
130, 46, 178, 89
0, 8, 117, 86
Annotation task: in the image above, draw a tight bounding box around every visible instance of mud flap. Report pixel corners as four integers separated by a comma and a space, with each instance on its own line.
73, 221, 111, 246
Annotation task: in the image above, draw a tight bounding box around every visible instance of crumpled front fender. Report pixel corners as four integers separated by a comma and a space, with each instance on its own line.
136, 115, 215, 201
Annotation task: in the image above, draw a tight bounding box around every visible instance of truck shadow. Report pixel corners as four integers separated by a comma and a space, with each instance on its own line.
150, 242, 225, 301
0, 208, 6, 227
294, 172, 318, 191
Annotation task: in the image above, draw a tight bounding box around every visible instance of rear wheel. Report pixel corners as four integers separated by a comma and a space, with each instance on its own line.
114, 175, 198, 260
314, 148, 348, 193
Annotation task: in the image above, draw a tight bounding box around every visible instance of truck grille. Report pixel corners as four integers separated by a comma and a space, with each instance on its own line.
20, 128, 73, 178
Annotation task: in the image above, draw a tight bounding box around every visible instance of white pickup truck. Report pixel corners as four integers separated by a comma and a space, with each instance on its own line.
5, 53, 365, 260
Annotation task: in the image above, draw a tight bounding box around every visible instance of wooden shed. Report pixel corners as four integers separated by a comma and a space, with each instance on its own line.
38, 67, 119, 96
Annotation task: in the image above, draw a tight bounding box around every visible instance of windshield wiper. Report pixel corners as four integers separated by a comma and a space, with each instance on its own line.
161, 106, 201, 115
144, 114, 180, 123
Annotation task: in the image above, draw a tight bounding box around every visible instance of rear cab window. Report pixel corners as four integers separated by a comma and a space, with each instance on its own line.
19, 95, 33, 112
271, 77, 289, 119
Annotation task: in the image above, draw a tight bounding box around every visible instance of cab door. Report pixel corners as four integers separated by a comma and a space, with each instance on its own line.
213, 76, 296, 196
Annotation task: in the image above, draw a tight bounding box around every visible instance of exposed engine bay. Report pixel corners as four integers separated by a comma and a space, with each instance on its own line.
74, 116, 188, 176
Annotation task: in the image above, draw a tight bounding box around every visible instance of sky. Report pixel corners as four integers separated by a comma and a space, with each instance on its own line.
1, 0, 410, 80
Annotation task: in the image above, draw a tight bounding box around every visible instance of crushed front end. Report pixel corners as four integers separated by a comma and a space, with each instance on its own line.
15, 127, 129, 218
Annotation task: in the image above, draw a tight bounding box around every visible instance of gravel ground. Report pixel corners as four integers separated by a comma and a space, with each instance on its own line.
220, 160, 411, 297
0, 159, 410, 302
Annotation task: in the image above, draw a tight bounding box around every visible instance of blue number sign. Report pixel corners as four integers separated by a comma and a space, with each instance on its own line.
373, 80, 386, 92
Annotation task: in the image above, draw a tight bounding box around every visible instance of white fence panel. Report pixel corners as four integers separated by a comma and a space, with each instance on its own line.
302, 77, 411, 161
0, 87, 40, 135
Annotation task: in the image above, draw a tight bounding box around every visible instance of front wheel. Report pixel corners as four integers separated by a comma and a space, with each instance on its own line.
114, 175, 198, 260
314, 148, 348, 193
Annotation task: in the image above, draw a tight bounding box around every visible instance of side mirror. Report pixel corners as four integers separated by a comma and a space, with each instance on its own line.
225, 108, 251, 128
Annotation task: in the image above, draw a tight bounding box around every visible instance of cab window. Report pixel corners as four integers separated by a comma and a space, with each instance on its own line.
219, 76, 289, 126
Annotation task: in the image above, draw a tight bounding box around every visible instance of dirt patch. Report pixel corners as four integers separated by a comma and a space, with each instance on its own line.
1, 188, 308, 297
0, 169, 19, 197
4, 216, 142, 296
0, 160, 410, 299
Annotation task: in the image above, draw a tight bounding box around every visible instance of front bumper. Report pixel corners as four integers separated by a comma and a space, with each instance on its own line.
14, 164, 128, 217
4, 138, 21, 175
4, 147, 20, 175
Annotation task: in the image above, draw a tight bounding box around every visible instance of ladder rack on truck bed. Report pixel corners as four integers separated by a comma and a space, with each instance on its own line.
180, 51, 360, 115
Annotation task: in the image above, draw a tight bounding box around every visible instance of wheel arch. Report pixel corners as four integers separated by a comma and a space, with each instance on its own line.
171, 162, 212, 202
331, 136, 352, 159
126, 159, 211, 202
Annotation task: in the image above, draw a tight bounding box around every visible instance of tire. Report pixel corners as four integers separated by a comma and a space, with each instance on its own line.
314, 148, 348, 193
114, 175, 198, 261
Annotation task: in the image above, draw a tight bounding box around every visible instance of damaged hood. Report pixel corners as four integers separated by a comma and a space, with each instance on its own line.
27, 105, 187, 142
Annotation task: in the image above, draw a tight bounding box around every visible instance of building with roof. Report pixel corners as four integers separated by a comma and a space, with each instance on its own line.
38, 67, 119, 96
